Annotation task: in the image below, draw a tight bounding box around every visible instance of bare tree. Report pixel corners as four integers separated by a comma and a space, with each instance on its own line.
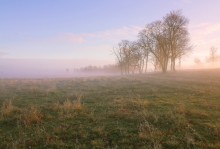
119, 40, 133, 74
138, 30, 150, 73
163, 10, 191, 71
129, 41, 145, 74
113, 40, 143, 74
113, 40, 128, 74
143, 21, 170, 73
208, 47, 218, 63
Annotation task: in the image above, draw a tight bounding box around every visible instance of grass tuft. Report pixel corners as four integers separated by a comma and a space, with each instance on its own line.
54, 98, 83, 112
1, 100, 17, 117
18, 106, 43, 126
139, 121, 163, 149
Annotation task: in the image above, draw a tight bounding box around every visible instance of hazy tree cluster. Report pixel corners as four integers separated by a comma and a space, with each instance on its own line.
195, 47, 219, 65
114, 10, 191, 74
76, 64, 119, 73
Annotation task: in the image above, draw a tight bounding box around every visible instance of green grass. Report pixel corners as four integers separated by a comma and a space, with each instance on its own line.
0, 69, 220, 148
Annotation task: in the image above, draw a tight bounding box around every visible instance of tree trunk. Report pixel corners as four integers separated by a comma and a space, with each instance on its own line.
145, 55, 148, 73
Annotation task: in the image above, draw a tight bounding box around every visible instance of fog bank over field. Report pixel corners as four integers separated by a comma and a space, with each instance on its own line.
0, 58, 116, 78
0, 58, 220, 78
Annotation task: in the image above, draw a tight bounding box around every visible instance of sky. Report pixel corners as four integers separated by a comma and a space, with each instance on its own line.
0, 0, 220, 77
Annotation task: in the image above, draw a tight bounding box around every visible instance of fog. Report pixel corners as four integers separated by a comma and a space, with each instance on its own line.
1, 57, 220, 79
0, 58, 117, 78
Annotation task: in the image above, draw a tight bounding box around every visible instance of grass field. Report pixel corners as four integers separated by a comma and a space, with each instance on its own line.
0, 69, 220, 148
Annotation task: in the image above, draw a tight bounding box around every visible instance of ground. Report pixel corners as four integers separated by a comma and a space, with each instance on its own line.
0, 69, 220, 148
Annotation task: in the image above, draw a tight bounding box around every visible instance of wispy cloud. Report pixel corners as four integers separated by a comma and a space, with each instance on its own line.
190, 22, 220, 46
58, 26, 142, 61
48, 33, 85, 44
62, 33, 85, 44
45, 26, 142, 45
86, 26, 142, 40
0, 26, 143, 62
191, 23, 220, 35
189, 22, 220, 60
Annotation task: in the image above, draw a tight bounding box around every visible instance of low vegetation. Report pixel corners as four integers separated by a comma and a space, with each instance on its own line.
0, 69, 220, 148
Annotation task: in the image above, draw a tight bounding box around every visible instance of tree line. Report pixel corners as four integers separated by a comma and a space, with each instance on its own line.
113, 10, 191, 74
74, 64, 119, 73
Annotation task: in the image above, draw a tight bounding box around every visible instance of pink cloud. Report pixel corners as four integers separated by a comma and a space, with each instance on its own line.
189, 22, 220, 61
48, 33, 85, 44
62, 33, 85, 44
56, 26, 142, 44
190, 23, 220, 37
84, 26, 142, 40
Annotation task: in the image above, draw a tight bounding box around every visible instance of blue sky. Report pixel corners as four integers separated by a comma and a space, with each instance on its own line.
0, 0, 220, 75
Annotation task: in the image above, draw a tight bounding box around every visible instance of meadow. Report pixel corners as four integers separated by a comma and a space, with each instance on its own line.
0, 69, 220, 148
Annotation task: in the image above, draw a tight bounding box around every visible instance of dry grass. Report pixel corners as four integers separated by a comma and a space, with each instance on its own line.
139, 121, 163, 149
18, 106, 43, 126
113, 97, 149, 111
1, 100, 17, 117
73, 93, 84, 110
109, 98, 149, 119
53, 94, 84, 116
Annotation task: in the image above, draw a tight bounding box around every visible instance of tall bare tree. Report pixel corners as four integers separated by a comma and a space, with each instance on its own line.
113, 40, 145, 74
129, 41, 145, 74
138, 30, 150, 73
163, 10, 191, 71
141, 21, 170, 73
113, 40, 129, 74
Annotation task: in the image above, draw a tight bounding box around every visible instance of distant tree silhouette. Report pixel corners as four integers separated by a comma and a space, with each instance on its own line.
208, 47, 218, 63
